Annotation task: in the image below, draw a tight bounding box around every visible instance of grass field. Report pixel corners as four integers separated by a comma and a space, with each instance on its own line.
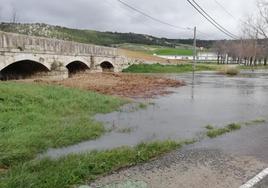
1, 141, 184, 188
117, 43, 193, 55
0, 82, 192, 187
118, 43, 194, 56
0, 82, 125, 167
117, 43, 163, 54
153, 48, 193, 56
123, 63, 221, 73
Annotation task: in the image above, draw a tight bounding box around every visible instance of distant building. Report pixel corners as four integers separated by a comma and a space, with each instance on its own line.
196, 52, 218, 62
154, 51, 218, 62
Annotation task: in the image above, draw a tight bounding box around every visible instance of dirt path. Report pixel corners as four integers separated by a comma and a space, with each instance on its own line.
33, 73, 184, 98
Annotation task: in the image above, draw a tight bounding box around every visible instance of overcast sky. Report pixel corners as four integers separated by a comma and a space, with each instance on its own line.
0, 0, 258, 39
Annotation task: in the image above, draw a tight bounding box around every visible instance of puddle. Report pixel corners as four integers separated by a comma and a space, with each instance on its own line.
41, 71, 268, 159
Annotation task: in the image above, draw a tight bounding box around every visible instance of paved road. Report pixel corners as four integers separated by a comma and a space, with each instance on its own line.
255, 177, 268, 188
89, 124, 268, 188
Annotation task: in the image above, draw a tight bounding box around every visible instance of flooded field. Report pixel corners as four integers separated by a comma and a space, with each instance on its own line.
42, 71, 268, 158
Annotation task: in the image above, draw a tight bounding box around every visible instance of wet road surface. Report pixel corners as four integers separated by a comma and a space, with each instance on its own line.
91, 123, 268, 188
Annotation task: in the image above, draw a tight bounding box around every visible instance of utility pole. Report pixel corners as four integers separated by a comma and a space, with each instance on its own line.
193, 26, 197, 74
191, 26, 197, 100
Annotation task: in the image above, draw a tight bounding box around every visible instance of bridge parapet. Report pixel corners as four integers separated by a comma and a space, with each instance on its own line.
0, 31, 118, 57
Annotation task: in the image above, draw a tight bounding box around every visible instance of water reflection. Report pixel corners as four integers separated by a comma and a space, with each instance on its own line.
191, 70, 195, 100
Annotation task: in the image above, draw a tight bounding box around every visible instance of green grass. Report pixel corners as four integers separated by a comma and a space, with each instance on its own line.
227, 123, 241, 130
206, 127, 230, 138
0, 83, 197, 187
0, 141, 183, 188
123, 63, 220, 73
206, 118, 267, 138
244, 119, 266, 126
153, 48, 193, 56
118, 45, 194, 56
250, 119, 266, 123
0, 82, 125, 167
117, 43, 165, 54
206, 123, 241, 138
138, 103, 148, 109
205, 125, 214, 130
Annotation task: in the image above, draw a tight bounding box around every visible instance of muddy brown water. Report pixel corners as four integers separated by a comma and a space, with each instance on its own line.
41, 71, 268, 159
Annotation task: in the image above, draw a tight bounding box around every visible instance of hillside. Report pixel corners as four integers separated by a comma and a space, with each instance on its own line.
0, 22, 215, 48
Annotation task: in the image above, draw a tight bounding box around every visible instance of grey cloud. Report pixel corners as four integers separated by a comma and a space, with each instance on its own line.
0, 0, 258, 39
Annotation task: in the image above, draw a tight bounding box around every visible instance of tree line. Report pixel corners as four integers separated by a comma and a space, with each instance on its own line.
213, 0, 268, 66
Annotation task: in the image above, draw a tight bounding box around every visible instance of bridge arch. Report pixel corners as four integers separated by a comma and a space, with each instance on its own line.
100, 61, 114, 72
0, 59, 50, 80
66, 61, 90, 75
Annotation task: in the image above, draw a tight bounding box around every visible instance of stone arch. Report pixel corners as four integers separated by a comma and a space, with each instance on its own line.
66, 61, 90, 75
0, 59, 50, 80
100, 61, 114, 72
0, 55, 51, 72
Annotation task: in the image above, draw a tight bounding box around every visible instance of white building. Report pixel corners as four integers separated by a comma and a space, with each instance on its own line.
196, 52, 218, 61
155, 52, 218, 62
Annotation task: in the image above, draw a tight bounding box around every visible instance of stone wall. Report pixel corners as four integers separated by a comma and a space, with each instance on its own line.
0, 31, 118, 56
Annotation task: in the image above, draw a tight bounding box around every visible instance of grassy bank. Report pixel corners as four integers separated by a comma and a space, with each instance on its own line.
0, 82, 125, 167
123, 63, 220, 73
0, 141, 184, 188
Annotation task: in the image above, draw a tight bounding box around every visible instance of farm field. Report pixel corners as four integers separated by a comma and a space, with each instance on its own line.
118, 43, 194, 56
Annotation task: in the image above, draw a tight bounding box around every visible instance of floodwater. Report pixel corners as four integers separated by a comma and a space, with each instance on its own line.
41, 70, 268, 159
190, 122, 268, 163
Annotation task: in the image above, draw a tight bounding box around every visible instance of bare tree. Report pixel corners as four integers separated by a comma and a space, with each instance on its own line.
10, 7, 18, 23
213, 40, 230, 64
255, 0, 268, 38
213, 1, 268, 67
238, 1, 268, 66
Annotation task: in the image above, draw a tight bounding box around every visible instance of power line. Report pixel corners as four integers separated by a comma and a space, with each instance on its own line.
103, 0, 191, 38
214, 0, 237, 20
187, 0, 239, 39
213, 0, 266, 38
116, 0, 215, 38
192, 0, 239, 38
116, 0, 193, 31
191, 0, 239, 39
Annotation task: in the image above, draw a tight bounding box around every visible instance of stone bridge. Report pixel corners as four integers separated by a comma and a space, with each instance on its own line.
0, 31, 132, 80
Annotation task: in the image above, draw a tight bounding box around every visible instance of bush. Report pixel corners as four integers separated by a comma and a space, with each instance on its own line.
219, 66, 239, 76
